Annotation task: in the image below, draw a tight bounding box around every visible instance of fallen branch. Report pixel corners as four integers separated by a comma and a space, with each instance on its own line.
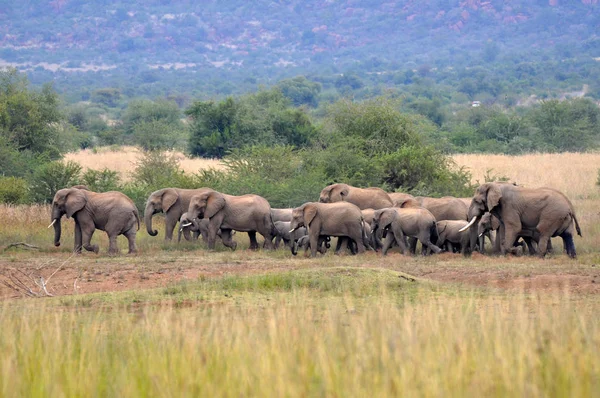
1, 242, 40, 253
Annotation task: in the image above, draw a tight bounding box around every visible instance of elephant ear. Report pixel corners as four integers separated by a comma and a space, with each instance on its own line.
379, 209, 396, 230
162, 189, 179, 213
336, 185, 349, 200
491, 214, 501, 230
205, 192, 226, 219
65, 189, 87, 218
486, 184, 502, 211
303, 204, 318, 227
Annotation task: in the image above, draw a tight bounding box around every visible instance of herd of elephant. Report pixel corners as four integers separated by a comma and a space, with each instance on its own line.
48, 182, 582, 259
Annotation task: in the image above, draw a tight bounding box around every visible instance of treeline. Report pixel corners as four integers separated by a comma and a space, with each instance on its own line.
2, 68, 600, 207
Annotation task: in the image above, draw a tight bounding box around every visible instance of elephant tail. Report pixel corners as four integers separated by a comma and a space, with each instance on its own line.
134, 208, 141, 231
572, 213, 582, 237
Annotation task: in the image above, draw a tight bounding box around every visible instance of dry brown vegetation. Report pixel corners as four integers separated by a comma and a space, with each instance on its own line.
64, 146, 224, 179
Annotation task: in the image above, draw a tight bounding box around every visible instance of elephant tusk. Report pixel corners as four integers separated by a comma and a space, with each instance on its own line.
478, 232, 483, 238
289, 228, 296, 233
459, 216, 477, 232
181, 222, 192, 228
47, 219, 57, 229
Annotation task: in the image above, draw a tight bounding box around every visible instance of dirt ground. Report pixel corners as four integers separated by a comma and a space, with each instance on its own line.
1, 250, 598, 299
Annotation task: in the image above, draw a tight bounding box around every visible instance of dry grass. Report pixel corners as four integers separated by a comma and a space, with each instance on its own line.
0, 280, 598, 397
453, 152, 600, 199
64, 146, 224, 180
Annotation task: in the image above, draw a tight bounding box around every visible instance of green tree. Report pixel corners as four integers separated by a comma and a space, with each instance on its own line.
276, 76, 322, 107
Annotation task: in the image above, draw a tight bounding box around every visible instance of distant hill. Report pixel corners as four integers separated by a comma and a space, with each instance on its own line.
1, 1, 599, 100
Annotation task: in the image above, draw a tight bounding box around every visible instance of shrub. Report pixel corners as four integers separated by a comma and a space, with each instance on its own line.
29, 160, 82, 203
81, 168, 122, 192
0, 176, 29, 204
378, 145, 475, 197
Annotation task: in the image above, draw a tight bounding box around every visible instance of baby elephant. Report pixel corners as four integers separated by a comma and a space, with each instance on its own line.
436, 220, 471, 254
178, 212, 229, 244
273, 221, 307, 248
291, 235, 331, 256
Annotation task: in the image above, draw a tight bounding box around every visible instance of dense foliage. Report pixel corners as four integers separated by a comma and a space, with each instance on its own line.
2, 68, 599, 207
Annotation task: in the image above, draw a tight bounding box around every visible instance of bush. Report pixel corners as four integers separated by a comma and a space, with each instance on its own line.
0, 176, 29, 204
29, 160, 82, 203
378, 145, 474, 197
81, 168, 121, 192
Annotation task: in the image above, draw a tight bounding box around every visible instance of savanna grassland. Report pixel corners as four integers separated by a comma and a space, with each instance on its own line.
1, 152, 599, 396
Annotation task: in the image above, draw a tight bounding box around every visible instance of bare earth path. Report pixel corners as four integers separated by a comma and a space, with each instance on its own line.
1, 251, 598, 299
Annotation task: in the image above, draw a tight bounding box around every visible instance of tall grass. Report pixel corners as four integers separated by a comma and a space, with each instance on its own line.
64, 146, 223, 180
1, 287, 598, 397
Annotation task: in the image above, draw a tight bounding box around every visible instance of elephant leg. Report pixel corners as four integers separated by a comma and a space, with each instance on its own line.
107, 233, 119, 255
419, 234, 442, 255
81, 228, 98, 254
248, 231, 259, 250
125, 229, 137, 254
274, 235, 282, 249
407, 237, 418, 255
260, 227, 275, 251
74, 222, 83, 254
220, 229, 237, 250
381, 233, 395, 256
193, 230, 200, 241
164, 214, 178, 241
318, 236, 329, 254
309, 233, 319, 257
560, 232, 576, 258
335, 237, 349, 255
547, 238, 554, 254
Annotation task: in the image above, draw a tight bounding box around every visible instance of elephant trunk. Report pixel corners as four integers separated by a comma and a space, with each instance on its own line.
291, 240, 299, 256
144, 203, 158, 236
51, 207, 62, 247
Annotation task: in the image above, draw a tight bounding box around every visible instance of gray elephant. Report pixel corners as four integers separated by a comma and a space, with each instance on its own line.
371, 208, 442, 256
177, 212, 201, 242
414, 196, 468, 221
49, 187, 139, 255
461, 183, 581, 258
188, 191, 275, 250
271, 208, 293, 223
145, 188, 214, 241
289, 202, 366, 257
319, 183, 393, 210
388, 192, 415, 207
436, 220, 470, 254
273, 221, 307, 248
291, 235, 331, 256
477, 212, 547, 255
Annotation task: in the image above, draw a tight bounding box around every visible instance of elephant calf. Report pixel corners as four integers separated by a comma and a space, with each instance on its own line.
291, 235, 331, 256
273, 221, 307, 248
436, 220, 471, 254
371, 208, 442, 256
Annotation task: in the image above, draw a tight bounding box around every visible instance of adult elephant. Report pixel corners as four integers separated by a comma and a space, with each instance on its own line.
371, 208, 441, 256
188, 191, 275, 250
289, 202, 366, 257
49, 187, 139, 255
144, 188, 213, 241
319, 183, 393, 209
271, 208, 293, 223
460, 183, 581, 258
388, 192, 415, 208
414, 196, 468, 221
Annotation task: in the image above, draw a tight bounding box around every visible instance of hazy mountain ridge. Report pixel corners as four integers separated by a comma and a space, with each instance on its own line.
1, 0, 598, 70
